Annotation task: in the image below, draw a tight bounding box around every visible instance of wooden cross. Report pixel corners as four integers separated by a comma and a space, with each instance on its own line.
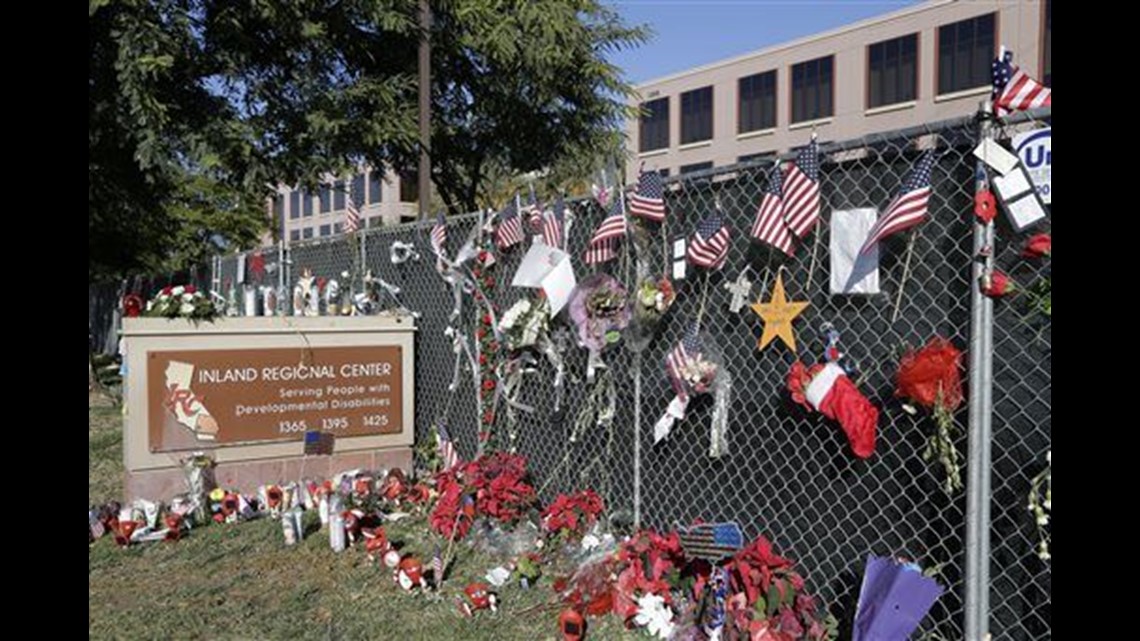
723, 270, 753, 313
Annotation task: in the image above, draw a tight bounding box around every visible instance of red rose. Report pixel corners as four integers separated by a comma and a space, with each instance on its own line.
479, 431, 490, 442
161, 286, 173, 296
980, 270, 1015, 298
478, 250, 489, 263
184, 285, 197, 294
482, 379, 495, 391
1021, 233, 1051, 259
482, 411, 494, 424
974, 190, 997, 223
896, 337, 964, 411
479, 354, 488, 365
488, 341, 500, 352
482, 314, 492, 325
476, 328, 486, 340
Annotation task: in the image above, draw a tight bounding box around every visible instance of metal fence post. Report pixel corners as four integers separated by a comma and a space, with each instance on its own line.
633, 352, 642, 530
965, 100, 995, 641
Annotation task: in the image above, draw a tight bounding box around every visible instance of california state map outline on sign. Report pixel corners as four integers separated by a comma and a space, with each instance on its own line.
164, 360, 220, 441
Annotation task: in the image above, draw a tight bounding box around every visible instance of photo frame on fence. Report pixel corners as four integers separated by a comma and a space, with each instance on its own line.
992, 162, 1047, 231
672, 236, 688, 281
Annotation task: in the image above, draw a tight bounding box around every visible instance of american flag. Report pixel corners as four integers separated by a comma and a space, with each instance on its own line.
584, 195, 626, 265
542, 195, 565, 248
677, 522, 744, 561
628, 168, 666, 221
992, 50, 1051, 117
782, 139, 821, 238
665, 324, 703, 399
686, 212, 731, 270
432, 544, 444, 588
344, 191, 360, 234
524, 184, 543, 233
749, 164, 795, 256
437, 422, 458, 472
494, 195, 523, 250
430, 212, 447, 256
860, 150, 936, 255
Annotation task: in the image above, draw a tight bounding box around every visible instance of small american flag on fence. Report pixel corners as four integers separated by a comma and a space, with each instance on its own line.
750, 163, 795, 256
430, 212, 447, 256
542, 195, 565, 249
437, 422, 459, 472
344, 191, 360, 234
860, 149, 936, 255
783, 139, 821, 238
992, 50, 1051, 117
665, 323, 702, 398
677, 522, 744, 561
686, 212, 731, 270
495, 195, 523, 250
628, 167, 665, 221
584, 195, 626, 265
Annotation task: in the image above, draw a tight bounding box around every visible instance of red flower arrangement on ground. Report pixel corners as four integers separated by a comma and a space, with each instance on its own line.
429, 453, 537, 541
541, 490, 605, 539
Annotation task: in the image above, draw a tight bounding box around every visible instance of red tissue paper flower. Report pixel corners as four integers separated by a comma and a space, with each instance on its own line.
163, 513, 184, 542
974, 190, 997, 223
787, 361, 878, 459
895, 337, 963, 411
980, 270, 1016, 298
122, 294, 144, 318
1021, 233, 1051, 259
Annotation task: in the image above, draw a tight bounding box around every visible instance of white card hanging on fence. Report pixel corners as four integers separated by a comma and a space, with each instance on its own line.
236, 254, 247, 284
511, 243, 564, 288
993, 164, 1047, 231
830, 208, 880, 295
972, 138, 1019, 176
540, 255, 576, 317
671, 237, 688, 281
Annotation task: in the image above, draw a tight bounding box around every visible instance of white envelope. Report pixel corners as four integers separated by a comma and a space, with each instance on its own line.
540, 254, 576, 316
510, 243, 576, 315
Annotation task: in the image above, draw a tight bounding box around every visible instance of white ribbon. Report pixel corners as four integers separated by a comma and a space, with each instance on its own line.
654, 395, 689, 444
709, 373, 732, 458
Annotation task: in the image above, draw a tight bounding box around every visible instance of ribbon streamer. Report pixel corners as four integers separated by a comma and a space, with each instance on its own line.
708, 373, 732, 458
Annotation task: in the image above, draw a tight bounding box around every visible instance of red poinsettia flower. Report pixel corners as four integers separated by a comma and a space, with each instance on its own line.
113, 520, 141, 547
163, 513, 183, 541
1021, 233, 1051, 259
980, 270, 1016, 298
266, 486, 283, 508
896, 337, 964, 411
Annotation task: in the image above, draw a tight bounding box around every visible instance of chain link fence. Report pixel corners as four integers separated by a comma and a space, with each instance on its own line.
204, 109, 1049, 639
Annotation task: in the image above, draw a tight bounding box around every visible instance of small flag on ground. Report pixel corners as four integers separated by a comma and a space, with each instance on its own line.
783, 139, 821, 238
584, 196, 626, 265
750, 164, 795, 256
430, 212, 447, 256
629, 167, 666, 221
437, 422, 459, 472
677, 522, 744, 561
495, 195, 523, 250
344, 191, 360, 234
686, 212, 731, 270
860, 150, 936, 255
992, 50, 1051, 117
543, 195, 565, 248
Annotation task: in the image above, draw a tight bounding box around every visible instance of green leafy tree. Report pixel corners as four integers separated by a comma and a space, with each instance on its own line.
89, 0, 646, 280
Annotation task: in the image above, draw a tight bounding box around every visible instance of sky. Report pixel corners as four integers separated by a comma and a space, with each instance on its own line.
607, 0, 923, 85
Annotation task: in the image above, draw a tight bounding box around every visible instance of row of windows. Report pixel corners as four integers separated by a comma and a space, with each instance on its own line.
288, 219, 386, 242
639, 11, 1041, 153
282, 170, 419, 220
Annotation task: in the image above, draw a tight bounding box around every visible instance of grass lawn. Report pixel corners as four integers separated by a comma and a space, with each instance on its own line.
89, 406, 643, 640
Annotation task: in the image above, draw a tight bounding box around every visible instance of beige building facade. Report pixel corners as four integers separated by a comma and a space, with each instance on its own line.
264, 167, 419, 246
626, 0, 1051, 178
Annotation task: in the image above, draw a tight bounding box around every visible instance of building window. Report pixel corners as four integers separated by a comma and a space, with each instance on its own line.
658, 168, 670, 178
791, 56, 833, 123
868, 33, 918, 108
319, 184, 332, 213
638, 97, 669, 153
679, 162, 713, 175
272, 195, 284, 222
1042, 0, 1051, 86
938, 12, 996, 95
334, 180, 346, 210
290, 190, 300, 219
738, 152, 774, 165
352, 174, 366, 206
368, 216, 382, 228
400, 169, 419, 203
368, 170, 383, 204
680, 86, 713, 144
334, 223, 343, 234
319, 224, 331, 237
303, 190, 313, 217
289, 229, 301, 242
302, 227, 314, 239
738, 71, 776, 133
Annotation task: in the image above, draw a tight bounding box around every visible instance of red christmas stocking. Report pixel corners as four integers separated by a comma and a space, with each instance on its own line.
805, 363, 878, 459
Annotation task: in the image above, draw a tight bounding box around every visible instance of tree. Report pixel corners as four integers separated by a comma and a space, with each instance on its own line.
89, 0, 646, 280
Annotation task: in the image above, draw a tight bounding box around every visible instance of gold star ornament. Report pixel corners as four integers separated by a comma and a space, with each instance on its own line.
750, 272, 809, 352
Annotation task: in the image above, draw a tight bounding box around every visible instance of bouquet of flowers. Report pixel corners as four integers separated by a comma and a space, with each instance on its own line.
146, 285, 218, 321
895, 337, 965, 494
626, 277, 676, 352
430, 453, 538, 541
498, 297, 551, 352
654, 324, 723, 444
568, 274, 631, 378
541, 490, 605, 540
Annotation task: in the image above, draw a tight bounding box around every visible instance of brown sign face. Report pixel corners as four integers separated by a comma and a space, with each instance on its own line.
146, 346, 402, 452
